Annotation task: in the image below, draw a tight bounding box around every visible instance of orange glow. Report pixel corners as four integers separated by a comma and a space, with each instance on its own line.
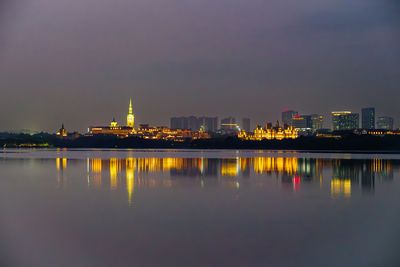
109, 158, 121, 190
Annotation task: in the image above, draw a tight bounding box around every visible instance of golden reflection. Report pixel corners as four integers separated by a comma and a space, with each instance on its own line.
91, 158, 102, 173
109, 158, 121, 190
126, 158, 136, 206
56, 157, 67, 170
56, 157, 67, 188
331, 179, 351, 198
221, 159, 239, 177
253, 157, 298, 175
84, 157, 324, 179
79, 157, 397, 202
371, 159, 392, 175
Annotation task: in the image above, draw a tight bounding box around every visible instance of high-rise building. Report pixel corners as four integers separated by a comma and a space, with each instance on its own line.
361, 107, 375, 129
282, 110, 298, 126
332, 111, 359, 130
242, 118, 251, 132
291, 115, 312, 130
127, 99, 135, 128
171, 116, 218, 132
188, 116, 199, 131
221, 117, 238, 131
311, 114, 324, 130
198, 117, 218, 132
377, 116, 394, 130
171, 117, 183, 129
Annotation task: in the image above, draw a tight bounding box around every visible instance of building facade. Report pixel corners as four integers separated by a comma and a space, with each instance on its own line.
170, 116, 218, 132
361, 107, 375, 129
56, 123, 68, 137
88, 100, 135, 137
89, 118, 134, 137
311, 114, 324, 130
239, 122, 298, 140
377, 116, 394, 130
220, 117, 237, 130
331, 111, 359, 130
242, 118, 251, 132
198, 117, 218, 132
282, 110, 298, 126
127, 99, 135, 128
291, 115, 312, 130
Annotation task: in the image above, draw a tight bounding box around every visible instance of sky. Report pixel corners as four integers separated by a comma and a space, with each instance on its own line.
0, 0, 399, 132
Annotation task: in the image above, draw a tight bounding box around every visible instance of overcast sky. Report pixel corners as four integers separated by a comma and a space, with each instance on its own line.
0, 0, 399, 132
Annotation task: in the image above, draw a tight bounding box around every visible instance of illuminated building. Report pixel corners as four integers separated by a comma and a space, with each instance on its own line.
354, 129, 400, 136
88, 118, 134, 137
135, 124, 210, 141
239, 122, 298, 140
170, 116, 218, 132
377, 116, 394, 130
291, 115, 312, 130
198, 117, 218, 132
127, 98, 135, 128
56, 123, 68, 137
311, 114, 324, 130
282, 110, 298, 127
88, 100, 135, 137
87, 100, 211, 140
361, 107, 375, 129
331, 111, 359, 130
220, 117, 240, 134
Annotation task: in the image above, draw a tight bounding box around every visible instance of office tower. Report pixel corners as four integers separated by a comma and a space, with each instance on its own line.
171, 117, 184, 129
291, 115, 312, 129
171, 116, 219, 132
361, 107, 375, 129
310, 114, 324, 130
242, 118, 251, 132
198, 117, 218, 132
377, 116, 394, 130
221, 117, 237, 131
187, 116, 200, 131
282, 110, 298, 126
170, 117, 189, 129
331, 111, 359, 130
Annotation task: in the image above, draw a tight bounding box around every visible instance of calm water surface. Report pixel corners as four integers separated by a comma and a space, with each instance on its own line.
1, 149, 400, 267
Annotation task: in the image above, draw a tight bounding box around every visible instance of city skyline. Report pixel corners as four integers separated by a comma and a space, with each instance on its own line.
2, 1, 400, 266
3, 98, 399, 133
0, 0, 399, 132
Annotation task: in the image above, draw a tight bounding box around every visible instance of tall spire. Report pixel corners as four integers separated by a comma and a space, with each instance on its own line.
129, 98, 133, 114
127, 98, 135, 128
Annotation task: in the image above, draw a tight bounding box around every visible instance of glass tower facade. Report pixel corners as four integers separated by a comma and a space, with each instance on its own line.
361, 107, 375, 129
331, 111, 360, 130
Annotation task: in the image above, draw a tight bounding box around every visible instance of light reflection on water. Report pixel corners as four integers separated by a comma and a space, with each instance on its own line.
51, 157, 397, 205
1, 153, 400, 267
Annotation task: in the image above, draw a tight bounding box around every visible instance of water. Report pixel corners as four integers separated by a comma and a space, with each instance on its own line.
1, 149, 400, 267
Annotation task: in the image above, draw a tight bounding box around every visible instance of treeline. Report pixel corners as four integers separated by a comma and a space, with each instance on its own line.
2, 133, 400, 152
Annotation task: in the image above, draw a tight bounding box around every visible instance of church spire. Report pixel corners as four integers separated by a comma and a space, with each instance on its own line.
127, 98, 135, 128
129, 98, 133, 115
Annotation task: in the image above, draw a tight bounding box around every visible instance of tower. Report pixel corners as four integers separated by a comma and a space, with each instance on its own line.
127, 98, 135, 128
